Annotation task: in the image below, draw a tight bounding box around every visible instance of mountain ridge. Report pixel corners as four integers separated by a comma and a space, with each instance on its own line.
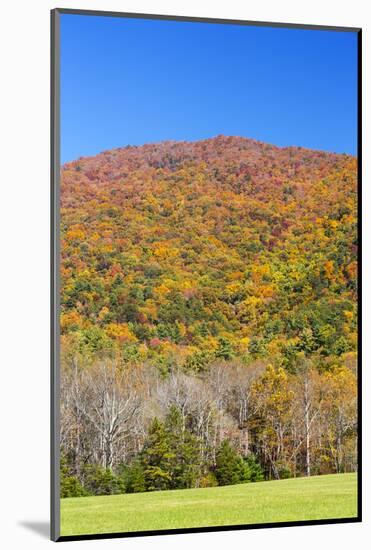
63, 134, 354, 171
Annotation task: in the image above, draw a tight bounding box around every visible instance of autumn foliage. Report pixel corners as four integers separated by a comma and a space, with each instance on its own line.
60, 136, 358, 494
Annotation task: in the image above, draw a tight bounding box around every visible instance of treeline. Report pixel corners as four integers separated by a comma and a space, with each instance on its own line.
60, 356, 357, 497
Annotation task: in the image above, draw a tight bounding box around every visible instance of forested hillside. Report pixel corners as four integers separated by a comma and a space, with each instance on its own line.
60, 136, 358, 496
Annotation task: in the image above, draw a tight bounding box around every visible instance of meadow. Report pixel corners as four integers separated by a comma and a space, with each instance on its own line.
61, 472, 357, 536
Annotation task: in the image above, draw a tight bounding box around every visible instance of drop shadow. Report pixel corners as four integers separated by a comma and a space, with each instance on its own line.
18, 521, 50, 539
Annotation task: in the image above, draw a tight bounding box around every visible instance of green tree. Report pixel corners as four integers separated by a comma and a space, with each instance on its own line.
140, 418, 175, 491
216, 337, 235, 360
165, 406, 201, 489
140, 408, 202, 491
248, 338, 267, 358
82, 464, 124, 496
60, 456, 88, 498
119, 460, 146, 493
214, 440, 250, 486
184, 350, 213, 373
244, 454, 264, 482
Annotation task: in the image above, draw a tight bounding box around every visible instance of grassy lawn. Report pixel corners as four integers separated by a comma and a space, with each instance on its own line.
60, 472, 357, 536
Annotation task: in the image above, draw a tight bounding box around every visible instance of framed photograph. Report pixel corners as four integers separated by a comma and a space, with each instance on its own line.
51, 8, 361, 542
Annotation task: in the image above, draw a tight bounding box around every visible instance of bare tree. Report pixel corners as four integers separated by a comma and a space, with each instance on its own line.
77, 362, 142, 469
223, 361, 264, 456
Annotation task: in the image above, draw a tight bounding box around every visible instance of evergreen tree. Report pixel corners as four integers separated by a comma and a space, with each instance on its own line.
214, 440, 250, 486
119, 460, 146, 493
140, 418, 175, 491
60, 456, 88, 498
244, 454, 265, 482
165, 406, 201, 489
139, 407, 203, 491
216, 337, 235, 360
82, 464, 124, 496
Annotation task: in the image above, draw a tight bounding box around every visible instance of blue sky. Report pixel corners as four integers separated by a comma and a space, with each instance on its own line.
60, 14, 358, 163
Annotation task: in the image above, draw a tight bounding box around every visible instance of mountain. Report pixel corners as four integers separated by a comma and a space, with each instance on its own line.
60, 135, 357, 371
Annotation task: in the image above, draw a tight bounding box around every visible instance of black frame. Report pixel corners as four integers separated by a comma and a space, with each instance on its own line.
51, 7, 362, 542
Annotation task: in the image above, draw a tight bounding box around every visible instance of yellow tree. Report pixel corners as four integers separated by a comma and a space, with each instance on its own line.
252, 365, 294, 479
320, 366, 357, 473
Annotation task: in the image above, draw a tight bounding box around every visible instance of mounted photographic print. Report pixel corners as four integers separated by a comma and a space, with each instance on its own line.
51, 8, 361, 541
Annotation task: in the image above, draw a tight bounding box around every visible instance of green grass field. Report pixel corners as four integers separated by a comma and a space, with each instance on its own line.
60, 473, 357, 536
